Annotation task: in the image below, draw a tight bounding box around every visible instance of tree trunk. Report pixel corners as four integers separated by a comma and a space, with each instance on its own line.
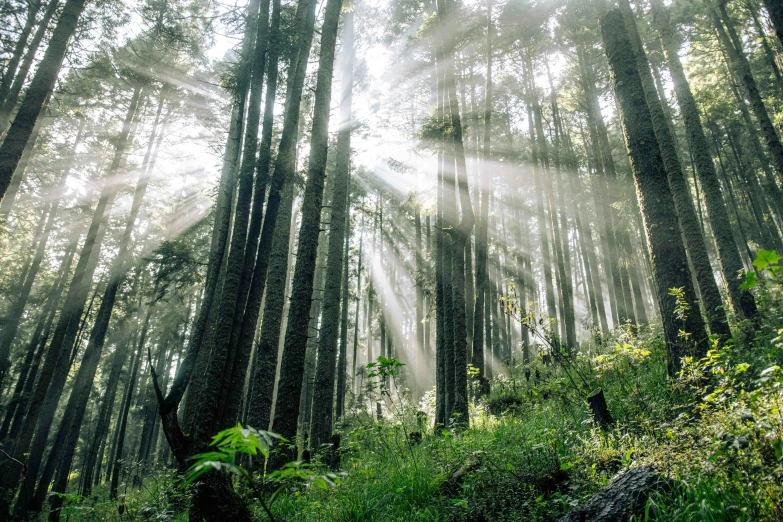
0, 0, 41, 112
27, 93, 162, 518
0, 116, 84, 382
619, 0, 733, 337
79, 333, 132, 498
309, 11, 354, 452
0, 85, 141, 519
0, 0, 59, 136
171, 0, 261, 450
0, 0, 87, 205
335, 209, 351, 422
525, 56, 558, 331
350, 226, 363, 397
650, 0, 757, 324
472, 0, 492, 393
109, 324, 145, 500
245, 180, 295, 437
269, 0, 343, 469
0, 94, 48, 225
230, 0, 317, 441
764, 0, 783, 47
600, 7, 709, 375
577, 46, 628, 327
193, 0, 270, 448
219, 0, 282, 430
713, 1, 783, 185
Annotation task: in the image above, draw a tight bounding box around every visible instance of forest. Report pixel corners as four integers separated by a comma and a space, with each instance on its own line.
0, 0, 782, 518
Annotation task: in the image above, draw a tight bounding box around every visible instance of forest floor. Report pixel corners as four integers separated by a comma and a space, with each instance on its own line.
60, 287, 783, 522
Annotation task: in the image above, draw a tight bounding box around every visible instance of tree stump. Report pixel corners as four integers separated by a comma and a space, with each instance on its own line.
587, 389, 614, 429
559, 466, 668, 522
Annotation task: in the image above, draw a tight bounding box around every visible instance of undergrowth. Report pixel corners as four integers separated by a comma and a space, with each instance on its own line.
49, 268, 783, 521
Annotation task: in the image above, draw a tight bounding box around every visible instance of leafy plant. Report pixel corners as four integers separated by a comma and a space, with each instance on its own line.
183, 424, 342, 521
740, 249, 782, 290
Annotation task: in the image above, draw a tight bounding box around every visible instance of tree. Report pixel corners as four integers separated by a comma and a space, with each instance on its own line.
600, 7, 709, 375
309, 8, 355, 453
270, 0, 343, 467
0, 0, 88, 204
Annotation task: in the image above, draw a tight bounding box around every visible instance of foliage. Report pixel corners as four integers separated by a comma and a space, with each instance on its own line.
183, 424, 342, 521
741, 249, 782, 290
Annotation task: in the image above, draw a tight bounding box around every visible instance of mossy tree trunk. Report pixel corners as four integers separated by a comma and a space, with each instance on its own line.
650, 0, 757, 325
600, 8, 709, 375
619, 0, 733, 337
270, 0, 343, 468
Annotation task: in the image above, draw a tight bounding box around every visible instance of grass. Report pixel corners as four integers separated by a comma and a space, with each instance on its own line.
51, 283, 783, 521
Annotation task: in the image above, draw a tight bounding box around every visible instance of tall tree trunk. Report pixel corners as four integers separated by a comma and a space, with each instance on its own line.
577, 46, 628, 327
651, 0, 757, 323
415, 206, 424, 352
0, 116, 84, 381
350, 224, 363, 398
0, 233, 76, 441
269, 0, 343, 468
525, 56, 557, 331
0, 0, 87, 204
472, 0, 492, 394
600, 7, 710, 374
172, 0, 261, 447
193, 0, 271, 448
619, 0, 733, 336
764, 0, 783, 46
335, 210, 351, 422
0, 85, 141, 519
29, 98, 164, 517
0, 95, 48, 225
0, 0, 59, 136
245, 180, 295, 436
79, 333, 132, 498
712, 0, 783, 185
220, 0, 283, 430
109, 323, 145, 499
0, 0, 41, 113
229, 0, 316, 440
309, 12, 354, 452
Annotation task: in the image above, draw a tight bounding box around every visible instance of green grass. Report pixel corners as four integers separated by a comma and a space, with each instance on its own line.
55, 288, 783, 521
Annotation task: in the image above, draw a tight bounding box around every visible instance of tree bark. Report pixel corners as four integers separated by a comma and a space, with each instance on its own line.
651, 0, 757, 324
0, 84, 141, 519
335, 209, 351, 422
269, 0, 343, 469
0, 0, 87, 205
764, 0, 783, 47
0, 0, 42, 118
30, 98, 164, 517
600, 7, 709, 375
245, 180, 295, 436
619, 0, 733, 337
194, 0, 271, 448
472, 0, 492, 393
309, 11, 354, 452
712, 0, 783, 185
172, 0, 261, 449
219, 0, 283, 430
0, 0, 59, 136
0, 116, 84, 383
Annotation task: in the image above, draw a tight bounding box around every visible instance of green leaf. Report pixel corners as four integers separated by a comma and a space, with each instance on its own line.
752, 249, 782, 271
739, 271, 757, 290
623, 448, 634, 466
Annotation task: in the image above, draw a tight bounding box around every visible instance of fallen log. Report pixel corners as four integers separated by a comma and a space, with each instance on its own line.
559, 465, 668, 522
